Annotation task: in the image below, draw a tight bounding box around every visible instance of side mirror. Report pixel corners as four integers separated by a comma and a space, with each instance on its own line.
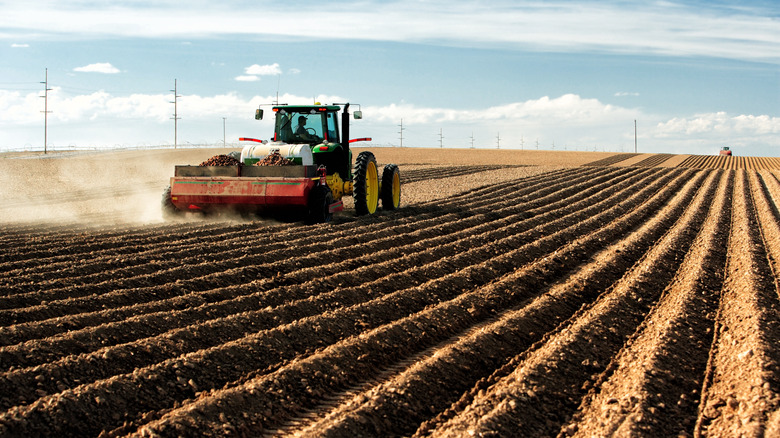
255, 109, 263, 120
353, 110, 362, 120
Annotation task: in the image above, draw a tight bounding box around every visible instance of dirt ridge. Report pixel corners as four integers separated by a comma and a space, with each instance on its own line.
1, 155, 778, 437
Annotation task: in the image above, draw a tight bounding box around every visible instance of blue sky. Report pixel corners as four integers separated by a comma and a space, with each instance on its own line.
1, 0, 778, 156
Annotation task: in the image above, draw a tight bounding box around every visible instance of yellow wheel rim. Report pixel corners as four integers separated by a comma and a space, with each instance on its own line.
366, 161, 379, 214
391, 171, 400, 208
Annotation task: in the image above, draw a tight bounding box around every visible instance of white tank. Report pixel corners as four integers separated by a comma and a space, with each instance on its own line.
240, 141, 313, 166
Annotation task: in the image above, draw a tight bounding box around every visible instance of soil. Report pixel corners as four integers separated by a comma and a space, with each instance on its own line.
0, 148, 779, 437
199, 154, 241, 167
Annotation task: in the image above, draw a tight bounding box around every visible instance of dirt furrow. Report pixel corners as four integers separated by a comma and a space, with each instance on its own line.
0, 163, 491, 284
0, 167, 583, 303
561, 170, 730, 437
0, 168, 608, 363
277, 170, 717, 438
0, 207, 468, 319
0, 167, 651, 409
765, 171, 780, 206
695, 171, 780, 436
582, 153, 639, 167
0, 169, 616, 334
0, 165, 574, 285
676, 155, 778, 171
119, 169, 699, 437
633, 154, 674, 167
752, 171, 780, 289
0, 221, 294, 284
0, 221, 245, 267
0, 214, 368, 297
427, 169, 716, 437
0, 168, 584, 308
401, 165, 528, 183
0, 168, 601, 330
0, 169, 687, 436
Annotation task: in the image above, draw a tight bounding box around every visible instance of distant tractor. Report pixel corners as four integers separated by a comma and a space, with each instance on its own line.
719, 146, 732, 156
163, 103, 401, 224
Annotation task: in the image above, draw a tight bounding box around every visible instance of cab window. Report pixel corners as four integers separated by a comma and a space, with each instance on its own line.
292, 112, 324, 143
326, 112, 339, 143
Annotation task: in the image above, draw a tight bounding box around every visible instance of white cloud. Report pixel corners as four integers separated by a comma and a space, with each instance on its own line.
615, 92, 640, 97
1, 1, 777, 64
234, 63, 283, 82
359, 95, 644, 151
245, 63, 282, 76
10, 43, 29, 48
1, 89, 777, 156
367, 94, 637, 127
73, 63, 121, 74
656, 112, 780, 137
645, 112, 780, 154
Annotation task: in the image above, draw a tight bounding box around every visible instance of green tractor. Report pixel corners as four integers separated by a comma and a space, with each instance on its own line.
167, 103, 400, 224
236, 103, 400, 222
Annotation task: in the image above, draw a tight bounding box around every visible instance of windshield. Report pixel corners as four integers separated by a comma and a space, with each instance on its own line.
275, 109, 339, 144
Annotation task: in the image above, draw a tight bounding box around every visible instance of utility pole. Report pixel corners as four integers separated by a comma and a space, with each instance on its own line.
634, 119, 638, 153
496, 132, 501, 149
520, 135, 524, 150
470, 132, 475, 149
222, 117, 227, 147
170, 79, 181, 148
40, 68, 52, 154
401, 119, 405, 147
438, 128, 443, 148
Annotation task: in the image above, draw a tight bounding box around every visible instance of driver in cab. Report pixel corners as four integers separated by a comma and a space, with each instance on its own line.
295, 116, 316, 142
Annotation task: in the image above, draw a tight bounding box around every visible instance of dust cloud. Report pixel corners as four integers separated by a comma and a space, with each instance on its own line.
0, 148, 238, 227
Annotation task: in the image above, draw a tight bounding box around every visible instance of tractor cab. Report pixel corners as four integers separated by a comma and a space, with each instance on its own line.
271, 105, 342, 145
255, 103, 364, 188
255, 104, 362, 146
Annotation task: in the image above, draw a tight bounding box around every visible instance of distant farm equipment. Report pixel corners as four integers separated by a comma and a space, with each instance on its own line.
719, 146, 732, 156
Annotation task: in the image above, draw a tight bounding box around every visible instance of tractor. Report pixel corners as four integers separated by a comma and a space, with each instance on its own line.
163, 103, 400, 223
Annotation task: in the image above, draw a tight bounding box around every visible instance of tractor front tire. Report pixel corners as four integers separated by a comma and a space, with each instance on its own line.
353, 151, 379, 216
381, 164, 401, 210
306, 185, 334, 224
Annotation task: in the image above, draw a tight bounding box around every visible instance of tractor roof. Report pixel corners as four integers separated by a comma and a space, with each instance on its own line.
273, 104, 341, 112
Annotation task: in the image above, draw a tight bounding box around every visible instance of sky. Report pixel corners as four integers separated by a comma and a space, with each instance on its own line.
1, 0, 778, 156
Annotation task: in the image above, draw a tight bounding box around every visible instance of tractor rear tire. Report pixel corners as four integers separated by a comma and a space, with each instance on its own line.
161, 186, 182, 219
381, 164, 401, 210
353, 151, 379, 216
306, 185, 334, 224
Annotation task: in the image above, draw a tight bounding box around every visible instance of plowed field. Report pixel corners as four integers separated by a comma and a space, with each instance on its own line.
1, 148, 779, 437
